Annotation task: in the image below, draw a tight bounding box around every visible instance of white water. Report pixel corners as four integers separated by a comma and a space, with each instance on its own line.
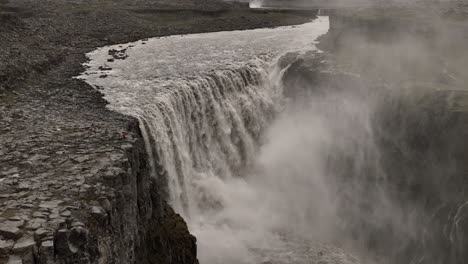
79, 17, 364, 264
249, 0, 264, 8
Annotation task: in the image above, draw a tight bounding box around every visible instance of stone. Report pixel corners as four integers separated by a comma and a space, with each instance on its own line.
5, 221, 24, 228
49, 213, 59, 219
0, 223, 23, 239
17, 183, 30, 192
6, 255, 22, 264
0, 238, 14, 254
91, 206, 106, 216
98, 66, 112, 71
41, 240, 53, 248
20, 250, 35, 264
34, 228, 51, 241
71, 221, 85, 228
12, 236, 35, 254
50, 218, 66, 229
55, 229, 72, 256
69, 227, 88, 249
60, 210, 71, 217
38, 240, 54, 264
2, 167, 18, 176
98, 197, 112, 212
73, 155, 90, 163
25, 221, 41, 231
32, 212, 47, 219
26, 218, 47, 231
19, 204, 34, 209
39, 200, 62, 209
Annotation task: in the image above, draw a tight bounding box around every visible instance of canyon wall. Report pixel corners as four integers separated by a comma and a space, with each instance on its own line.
0, 118, 198, 264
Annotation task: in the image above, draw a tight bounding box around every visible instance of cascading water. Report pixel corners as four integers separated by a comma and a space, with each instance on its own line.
80, 17, 366, 264
249, 0, 264, 8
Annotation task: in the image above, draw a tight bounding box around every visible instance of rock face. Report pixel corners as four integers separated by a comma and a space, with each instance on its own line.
0, 120, 197, 264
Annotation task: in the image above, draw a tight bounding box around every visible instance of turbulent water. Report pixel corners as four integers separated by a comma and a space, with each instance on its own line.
80, 17, 367, 264
249, 0, 264, 8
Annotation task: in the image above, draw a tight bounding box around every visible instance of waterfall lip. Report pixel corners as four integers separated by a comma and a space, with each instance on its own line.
76, 17, 331, 264
77, 17, 329, 107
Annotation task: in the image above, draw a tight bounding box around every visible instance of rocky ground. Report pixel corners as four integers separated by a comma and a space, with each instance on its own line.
2, 0, 468, 263
0, 0, 315, 263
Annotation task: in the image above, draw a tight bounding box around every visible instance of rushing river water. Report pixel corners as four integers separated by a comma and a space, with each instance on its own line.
80, 17, 369, 264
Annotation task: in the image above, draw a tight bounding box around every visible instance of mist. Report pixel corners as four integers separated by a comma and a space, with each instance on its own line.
271, 3, 468, 263
80, 2, 468, 263
189, 2, 468, 262
190, 80, 376, 264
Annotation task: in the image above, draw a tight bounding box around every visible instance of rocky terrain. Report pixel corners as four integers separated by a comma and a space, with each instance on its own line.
0, 0, 314, 263
2, 0, 468, 263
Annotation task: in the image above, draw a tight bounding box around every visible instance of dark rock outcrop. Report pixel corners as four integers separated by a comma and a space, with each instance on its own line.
0, 118, 198, 264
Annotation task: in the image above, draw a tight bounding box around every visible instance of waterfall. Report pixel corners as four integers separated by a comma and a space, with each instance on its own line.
79, 17, 351, 264
249, 0, 264, 8
136, 60, 283, 218
78, 12, 468, 264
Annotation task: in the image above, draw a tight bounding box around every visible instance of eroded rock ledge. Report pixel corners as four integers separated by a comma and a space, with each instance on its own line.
0, 119, 197, 264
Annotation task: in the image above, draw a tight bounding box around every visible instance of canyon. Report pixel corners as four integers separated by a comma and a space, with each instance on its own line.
1, 1, 468, 264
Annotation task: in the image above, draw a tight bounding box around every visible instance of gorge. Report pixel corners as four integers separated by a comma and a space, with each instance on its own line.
81, 7, 468, 263
1, 2, 468, 264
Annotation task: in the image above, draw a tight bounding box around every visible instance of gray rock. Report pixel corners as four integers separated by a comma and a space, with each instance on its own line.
25, 221, 42, 231
49, 213, 60, 219
38, 240, 54, 264
69, 227, 89, 250
2, 167, 18, 176
8, 216, 22, 221
17, 183, 30, 192
11, 236, 36, 254
32, 211, 47, 219
39, 200, 63, 209
0, 238, 14, 254
55, 229, 73, 256
98, 197, 112, 212
4, 221, 25, 228
71, 221, 85, 228
73, 155, 91, 163
19, 203, 34, 209
60, 210, 71, 217
41, 240, 53, 248
34, 228, 51, 241
6, 255, 22, 264
0, 223, 23, 239
91, 206, 106, 217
